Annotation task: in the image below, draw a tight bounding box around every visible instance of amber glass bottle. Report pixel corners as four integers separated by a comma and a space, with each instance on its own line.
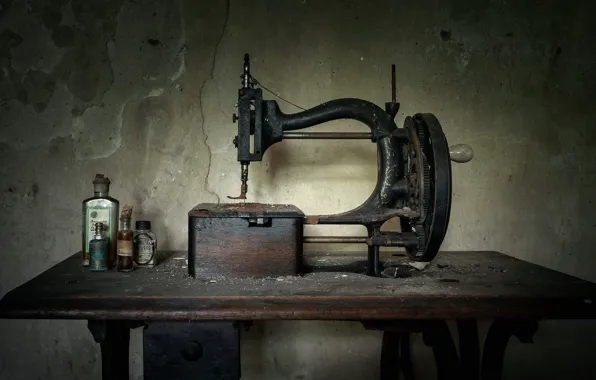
117, 206, 134, 272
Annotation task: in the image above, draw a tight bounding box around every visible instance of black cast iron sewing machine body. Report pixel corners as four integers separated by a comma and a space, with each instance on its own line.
188, 54, 470, 278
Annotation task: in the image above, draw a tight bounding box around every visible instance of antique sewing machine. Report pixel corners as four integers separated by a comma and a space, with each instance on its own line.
188, 54, 472, 278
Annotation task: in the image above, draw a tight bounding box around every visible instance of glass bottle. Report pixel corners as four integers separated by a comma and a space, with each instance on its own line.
82, 174, 119, 267
134, 221, 156, 268
117, 206, 134, 272
88, 222, 109, 271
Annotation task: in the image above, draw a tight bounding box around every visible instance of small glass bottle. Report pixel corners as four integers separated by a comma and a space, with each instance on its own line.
88, 222, 109, 271
82, 174, 119, 267
134, 221, 156, 268
117, 206, 134, 272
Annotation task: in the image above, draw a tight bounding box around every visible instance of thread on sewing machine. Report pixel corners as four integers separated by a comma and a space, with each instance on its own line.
252, 77, 307, 111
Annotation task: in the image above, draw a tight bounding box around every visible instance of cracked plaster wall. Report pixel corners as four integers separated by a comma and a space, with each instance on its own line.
1, 0, 596, 379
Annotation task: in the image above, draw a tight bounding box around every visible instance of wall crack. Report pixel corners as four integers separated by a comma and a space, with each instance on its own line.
198, 0, 230, 203
99, 39, 116, 104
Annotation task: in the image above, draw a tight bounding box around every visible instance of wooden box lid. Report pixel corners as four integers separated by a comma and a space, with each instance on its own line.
189, 203, 304, 218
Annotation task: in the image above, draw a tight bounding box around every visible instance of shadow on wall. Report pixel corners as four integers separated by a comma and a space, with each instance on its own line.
240, 320, 442, 380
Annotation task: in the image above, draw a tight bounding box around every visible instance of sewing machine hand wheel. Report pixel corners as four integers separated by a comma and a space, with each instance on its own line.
401, 114, 452, 261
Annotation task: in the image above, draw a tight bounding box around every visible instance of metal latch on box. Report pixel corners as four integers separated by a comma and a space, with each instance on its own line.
247, 217, 272, 227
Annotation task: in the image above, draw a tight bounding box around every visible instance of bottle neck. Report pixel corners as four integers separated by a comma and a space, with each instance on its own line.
121, 219, 131, 230
94, 191, 109, 197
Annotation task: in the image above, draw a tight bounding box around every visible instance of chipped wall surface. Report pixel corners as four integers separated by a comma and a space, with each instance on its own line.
1, 0, 596, 379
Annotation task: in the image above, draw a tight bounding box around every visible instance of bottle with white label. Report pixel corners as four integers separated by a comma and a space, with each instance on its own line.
133, 221, 156, 268
82, 174, 119, 267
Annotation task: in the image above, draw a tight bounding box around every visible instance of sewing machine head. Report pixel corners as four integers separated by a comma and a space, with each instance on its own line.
188, 54, 472, 278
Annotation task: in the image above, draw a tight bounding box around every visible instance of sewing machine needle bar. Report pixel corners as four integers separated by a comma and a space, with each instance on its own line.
283, 132, 372, 139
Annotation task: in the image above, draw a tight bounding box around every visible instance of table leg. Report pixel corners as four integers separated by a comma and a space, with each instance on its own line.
481, 320, 538, 380
400, 333, 415, 380
422, 321, 460, 380
457, 320, 480, 380
372, 320, 461, 380
374, 320, 538, 380
381, 331, 401, 379
87, 320, 132, 380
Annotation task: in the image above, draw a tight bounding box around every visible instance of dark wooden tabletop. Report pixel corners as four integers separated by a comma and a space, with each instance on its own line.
1, 251, 595, 321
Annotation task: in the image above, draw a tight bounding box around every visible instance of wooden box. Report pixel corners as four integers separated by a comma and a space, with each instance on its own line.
188, 203, 304, 277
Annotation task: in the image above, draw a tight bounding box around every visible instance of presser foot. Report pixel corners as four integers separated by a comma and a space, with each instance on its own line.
227, 162, 249, 200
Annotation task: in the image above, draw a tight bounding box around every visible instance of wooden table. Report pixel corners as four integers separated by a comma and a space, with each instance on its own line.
1, 251, 595, 380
